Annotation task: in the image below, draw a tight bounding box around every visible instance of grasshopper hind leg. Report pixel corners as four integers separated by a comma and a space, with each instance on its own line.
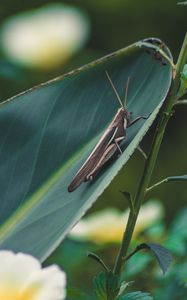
85, 143, 118, 181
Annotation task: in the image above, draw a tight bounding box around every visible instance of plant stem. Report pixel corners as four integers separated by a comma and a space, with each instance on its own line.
175, 99, 187, 105
113, 33, 187, 276
147, 175, 187, 192
122, 243, 147, 262
146, 178, 169, 192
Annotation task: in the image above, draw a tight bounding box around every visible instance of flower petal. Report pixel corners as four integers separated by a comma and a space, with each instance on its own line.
21, 265, 66, 300
0, 251, 66, 300
0, 251, 40, 284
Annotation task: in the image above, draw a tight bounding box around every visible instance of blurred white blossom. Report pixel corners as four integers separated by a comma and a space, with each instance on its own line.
0, 250, 66, 300
70, 200, 164, 244
0, 4, 90, 69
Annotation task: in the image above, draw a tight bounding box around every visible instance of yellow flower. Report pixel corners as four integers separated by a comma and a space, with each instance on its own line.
70, 200, 164, 244
0, 251, 66, 300
0, 4, 90, 70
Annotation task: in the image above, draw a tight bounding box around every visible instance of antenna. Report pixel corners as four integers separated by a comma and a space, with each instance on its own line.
105, 71, 123, 108
124, 77, 130, 109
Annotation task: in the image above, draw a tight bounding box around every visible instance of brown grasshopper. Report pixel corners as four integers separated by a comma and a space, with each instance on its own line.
68, 72, 148, 192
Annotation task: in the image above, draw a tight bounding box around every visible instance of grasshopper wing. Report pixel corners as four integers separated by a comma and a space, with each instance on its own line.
68, 126, 118, 192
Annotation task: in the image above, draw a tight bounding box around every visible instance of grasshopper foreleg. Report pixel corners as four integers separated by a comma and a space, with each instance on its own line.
128, 113, 150, 127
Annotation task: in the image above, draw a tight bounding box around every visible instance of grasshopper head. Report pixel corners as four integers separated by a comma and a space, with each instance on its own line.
121, 107, 128, 118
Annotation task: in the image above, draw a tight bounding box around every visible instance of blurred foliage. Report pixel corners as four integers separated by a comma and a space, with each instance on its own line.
0, 1, 186, 298
0, 4, 90, 69
0, 0, 186, 57
47, 204, 187, 299
0, 0, 186, 98
70, 200, 164, 244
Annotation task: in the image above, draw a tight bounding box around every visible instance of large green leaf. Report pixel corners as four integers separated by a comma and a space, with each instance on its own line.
0, 38, 172, 260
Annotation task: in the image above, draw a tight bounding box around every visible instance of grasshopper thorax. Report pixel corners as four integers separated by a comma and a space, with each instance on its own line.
113, 107, 129, 129
121, 107, 130, 124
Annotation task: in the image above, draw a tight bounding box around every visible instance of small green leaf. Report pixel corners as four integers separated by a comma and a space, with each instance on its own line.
119, 291, 153, 300
93, 271, 119, 300
87, 252, 109, 271
147, 174, 187, 192
93, 272, 107, 300
166, 175, 187, 181
106, 272, 120, 300
117, 281, 131, 297
143, 242, 172, 274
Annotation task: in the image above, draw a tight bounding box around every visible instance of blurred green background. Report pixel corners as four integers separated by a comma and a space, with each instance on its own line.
0, 0, 186, 298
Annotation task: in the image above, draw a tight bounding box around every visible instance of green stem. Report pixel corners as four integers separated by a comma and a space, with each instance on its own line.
146, 178, 169, 192
122, 244, 146, 262
113, 33, 187, 276
175, 99, 187, 105
147, 175, 187, 192
122, 247, 139, 263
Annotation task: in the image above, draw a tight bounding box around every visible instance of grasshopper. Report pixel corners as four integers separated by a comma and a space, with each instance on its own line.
68, 72, 148, 192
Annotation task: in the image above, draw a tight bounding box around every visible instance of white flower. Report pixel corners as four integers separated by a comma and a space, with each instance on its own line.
0, 4, 90, 69
70, 200, 164, 244
0, 250, 66, 300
